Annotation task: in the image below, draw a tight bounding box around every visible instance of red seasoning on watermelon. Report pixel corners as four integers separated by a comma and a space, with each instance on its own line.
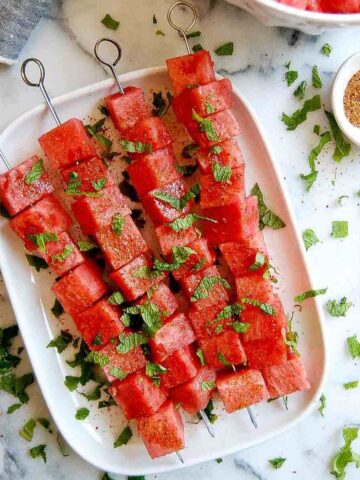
200, 330, 247, 369
262, 357, 310, 398
105, 86, 149, 134
61, 156, 114, 196
135, 283, 179, 322
200, 165, 245, 209
188, 303, 233, 342
161, 344, 200, 389
40, 231, 84, 276
217, 369, 269, 413
123, 117, 172, 157
0, 156, 54, 217
171, 238, 215, 282
195, 138, 244, 175
186, 109, 240, 148
244, 334, 288, 369
155, 222, 198, 256
38, 118, 96, 169
136, 400, 185, 459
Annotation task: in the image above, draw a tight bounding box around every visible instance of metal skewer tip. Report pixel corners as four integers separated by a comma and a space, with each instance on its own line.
176, 451, 184, 463
199, 409, 215, 438
167, 1, 198, 54
94, 38, 124, 95
21, 58, 61, 126
0, 150, 11, 171
231, 364, 257, 428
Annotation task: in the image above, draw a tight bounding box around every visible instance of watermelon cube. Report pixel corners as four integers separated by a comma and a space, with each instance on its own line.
216, 369, 269, 413
136, 400, 185, 459
109, 252, 165, 301
188, 303, 233, 341
180, 265, 230, 311
123, 117, 172, 157
71, 185, 130, 235
172, 79, 233, 124
0, 155, 54, 217
172, 238, 215, 281
244, 334, 288, 369
155, 222, 198, 256
105, 86, 149, 134
10, 194, 72, 251
128, 147, 180, 196
73, 298, 124, 350
307, 0, 322, 10
136, 282, 179, 321
195, 138, 245, 175
149, 312, 196, 362
141, 178, 190, 224
95, 215, 147, 270
185, 110, 240, 148
171, 367, 216, 414
52, 260, 109, 316
277, 0, 307, 8
262, 357, 310, 398
61, 156, 114, 197
235, 275, 275, 304
166, 50, 215, 96
38, 118, 96, 169
40, 231, 84, 276
200, 165, 245, 209
161, 344, 199, 389
109, 370, 168, 419
242, 196, 260, 239
200, 330, 247, 369
101, 335, 147, 382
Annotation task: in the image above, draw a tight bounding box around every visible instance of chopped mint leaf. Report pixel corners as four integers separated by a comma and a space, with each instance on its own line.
75, 407, 89, 420
27, 232, 58, 253
331, 427, 360, 479
285, 70, 298, 86
92, 333, 102, 346
25, 254, 48, 272
217, 352, 232, 367
19, 418, 36, 441
249, 252, 266, 271
193, 44, 204, 53
300, 171, 318, 192
284, 315, 299, 355
281, 95, 321, 131
120, 140, 152, 154
145, 362, 167, 385
293, 80, 307, 101
314, 124, 321, 135
201, 399, 218, 424
101, 14, 119, 30
154, 183, 200, 211
153, 14, 157, 24
99, 105, 109, 116
7, 403, 22, 414
133, 265, 162, 280
47, 330, 73, 353
269, 457, 286, 469
114, 425, 133, 448
92, 178, 106, 191
64, 376, 80, 392
327, 297, 353, 317
29, 444, 47, 463
24, 159, 45, 185
214, 42, 233, 56
300, 131, 331, 192
80, 384, 102, 401
155, 29, 165, 36
251, 183, 286, 230
318, 393, 326, 417
109, 366, 128, 381
77, 240, 97, 252
201, 380, 216, 391
112, 214, 125, 235
153, 246, 196, 272
344, 381, 358, 390
191, 276, 231, 302
192, 109, 219, 142
302, 229, 319, 251
294, 288, 327, 303
232, 321, 250, 333
107, 291, 124, 305
37, 418, 52, 432
85, 351, 110, 368
285, 61, 291, 69
51, 299, 64, 318
168, 213, 216, 232
338, 195, 349, 206
196, 348, 206, 366
152, 91, 172, 117
240, 297, 277, 316
96, 134, 112, 151
186, 30, 201, 38
325, 111, 351, 162
347, 335, 360, 359
312, 65, 323, 89
116, 332, 148, 354
321, 43, 332, 56
0, 372, 34, 404
216, 303, 244, 320
51, 244, 74, 263
176, 162, 198, 177
206, 103, 215, 114
331, 221, 348, 238
212, 162, 232, 182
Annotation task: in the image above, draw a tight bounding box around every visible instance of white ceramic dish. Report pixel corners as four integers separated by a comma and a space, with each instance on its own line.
225, 0, 360, 35
332, 51, 360, 147
0, 66, 327, 476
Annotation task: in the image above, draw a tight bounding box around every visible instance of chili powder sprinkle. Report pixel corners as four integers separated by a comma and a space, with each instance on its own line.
344, 71, 360, 128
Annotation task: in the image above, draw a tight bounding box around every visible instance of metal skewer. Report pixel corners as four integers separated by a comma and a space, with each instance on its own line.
93, 37, 216, 441
0, 149, 11, 170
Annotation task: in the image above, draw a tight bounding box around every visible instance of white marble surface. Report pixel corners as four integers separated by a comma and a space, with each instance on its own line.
0, 1, 360, 479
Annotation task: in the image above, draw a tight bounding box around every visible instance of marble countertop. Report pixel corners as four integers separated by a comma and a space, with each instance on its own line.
1, 0, 360, 479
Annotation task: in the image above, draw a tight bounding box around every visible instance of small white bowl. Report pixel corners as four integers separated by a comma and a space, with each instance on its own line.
332, 51, 360, 147
225, 0, 360, 35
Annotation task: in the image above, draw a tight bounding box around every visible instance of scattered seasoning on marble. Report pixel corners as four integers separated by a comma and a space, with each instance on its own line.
344, 71, 360, 127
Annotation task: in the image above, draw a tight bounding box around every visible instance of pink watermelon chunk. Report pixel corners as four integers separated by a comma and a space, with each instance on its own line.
40, 231, 84, 276
200, 330, 247, 369
105, 86, 149, 134
123, 117, 172, 157
109, 370, 168, 419
155, 222, 198, 256
171, 238, 215, 282
195, 138, 244, 174
161, 344, 200, 389
38, 118, 96, 169
262, 357, 310, 398
217, 369, 269, 413
235, 275, 275, 304
171, 366, 216, 414
188, 303, 233, 341
136, 401, 185, 459
0, 155, 54, 217
135, 283, 179, 322
244, 334, 288, 369
200, 165, 245, 209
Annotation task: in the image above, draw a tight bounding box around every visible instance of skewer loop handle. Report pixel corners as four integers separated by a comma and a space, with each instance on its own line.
167, 1, 198, 54
94, 38, 124, 94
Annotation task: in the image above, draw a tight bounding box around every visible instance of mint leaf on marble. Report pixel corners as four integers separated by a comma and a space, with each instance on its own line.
114, 426, 133, 448
344, 381, 358, 390
29, 444, 47, 463
325, 111, 351, 162
214, 42, 233, 56
318, 393, 326, 417
294, 288, 327, 303
294, 80, 307, 101
347, 335, 360, 359
312, 65, 323, 89
269, 457, 286, 469
75, 408, 89, 420
302, 229, 319, 251
281, 95, 321, 130
327, 297, 353, 317
285, 70, 298, 87
331, 427, 360, 479
251, 183, 286, 230
101, 14, 120, 30
321, 43, 332, 56
300, 131, 331, 191
331, 221, 348, 238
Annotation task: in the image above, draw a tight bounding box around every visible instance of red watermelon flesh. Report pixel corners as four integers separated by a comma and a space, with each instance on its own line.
277, 0, 307, 7
136, 400, 185, 459
136, 283, 179, 321
217, 369, 269, 413
202, 201, 247, 245
141, 178, 191, 224
73, 298, 124, 350
244, 334, 288, 369
109, 370, 168, 419
235, 275, 275, 304
200, 165, 245, 209
262, 357, 310, 398
105, 86, 149, 134
200, 330, 247, 369
109, 252, 165, 301
220, 242, 269, 278
10, 194, 72, 251
52, 260, 109, 316
38, 118, 96, 169
307, 0, 322, 10
322, 0, 360, 12
0, 155, 54, 217
61, 156, 114, 197
123, 117, 172, 157
95, 215, 147, 270
185, 109, 240, 148
155, 222, 198, 256
40, 231, 84, 276
195, 138, 245, 174
166, 50, 215, 96
242, 196, 260, 239
172, 79, 233, 123
149, 312, 196, 362
71, 185, 130, 235
171, 366, 216, 414
188, 302, 232, 341
172, 238, 215, 281
101, 335, 147, 382
128, 146, 180, 196
161, 344, 200, 389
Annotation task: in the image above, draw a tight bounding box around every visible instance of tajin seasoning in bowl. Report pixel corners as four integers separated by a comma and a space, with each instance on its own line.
344, 71, 360, 128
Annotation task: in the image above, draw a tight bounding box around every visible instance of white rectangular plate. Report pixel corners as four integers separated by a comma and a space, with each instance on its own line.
0, 67, 327, 476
